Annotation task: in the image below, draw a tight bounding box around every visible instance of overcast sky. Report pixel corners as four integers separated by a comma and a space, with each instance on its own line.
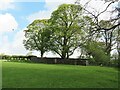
0, 0, 118, 57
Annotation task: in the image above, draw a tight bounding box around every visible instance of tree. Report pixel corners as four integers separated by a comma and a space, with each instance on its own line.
83, 41, 110, 65
49, 4, 84, 59
78, 15, 101, 59
75, 0, 120, 33
116, 3, 120, 61
98, 20, 117, 57
23, 19, 52, 58
75, 0, 120, 60
81, 16, 118, 60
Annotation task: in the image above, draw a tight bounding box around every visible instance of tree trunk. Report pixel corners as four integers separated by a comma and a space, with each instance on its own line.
67, 52, 69, 59
41, 51, 44, 58
61, 35, 67, 59
61, 50, 66, 59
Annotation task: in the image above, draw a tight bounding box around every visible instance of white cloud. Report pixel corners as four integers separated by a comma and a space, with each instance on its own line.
44, 0, 75, 9
0, 29, 29, 55
45, 0, 75, 3
0, 13, 27, 55
0, 13, 18, 34
27, 0, 115, 23
11, 30, 28, 55
0, 0, 15, 10
27, 0, 75, 22
0, 13, 19, 54
27, 10, 52, 23
9, 0, 74, 3
12, 0, 44, 2
0, 35, 10, 54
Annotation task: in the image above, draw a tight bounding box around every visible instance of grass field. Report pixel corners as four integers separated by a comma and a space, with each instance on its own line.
2, 61, 118, 88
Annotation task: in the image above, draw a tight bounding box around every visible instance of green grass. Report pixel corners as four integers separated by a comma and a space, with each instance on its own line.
2, 61, 118, 88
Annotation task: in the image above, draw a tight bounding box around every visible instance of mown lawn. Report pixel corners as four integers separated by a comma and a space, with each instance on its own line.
2, 61, 118, 88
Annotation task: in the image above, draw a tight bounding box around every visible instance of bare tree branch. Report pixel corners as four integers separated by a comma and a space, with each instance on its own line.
97, 1, 115, 17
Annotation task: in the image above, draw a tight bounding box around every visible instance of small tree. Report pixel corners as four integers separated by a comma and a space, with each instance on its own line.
23, 19, 52, 58
84, 41, 110, 65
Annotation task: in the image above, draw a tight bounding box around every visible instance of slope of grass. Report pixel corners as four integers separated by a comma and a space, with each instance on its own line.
2, 61, 118, 88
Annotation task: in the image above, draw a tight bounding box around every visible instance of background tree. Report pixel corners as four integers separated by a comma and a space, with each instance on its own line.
79, 16, 99, 59
99, 20, 117, 57
80, 17, 115, 59
23, 19, 52, 58
75, 0, 119, 61
49, 4, 84, 59
83, 41, 109, 65
116, 3, 120, 62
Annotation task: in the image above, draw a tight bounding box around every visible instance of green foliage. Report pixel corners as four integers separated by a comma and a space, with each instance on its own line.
99, 20, 113, 29
23, 19, 52, 57
84, 41, 110, 65
49, 4, 84, 59
80, 18, 118, 66
22, 3, 118, 65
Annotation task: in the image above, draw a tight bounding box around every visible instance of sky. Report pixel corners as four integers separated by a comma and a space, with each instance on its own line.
0, 0, 118, 58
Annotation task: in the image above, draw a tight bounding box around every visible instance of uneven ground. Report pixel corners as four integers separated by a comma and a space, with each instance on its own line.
2, 61, 118, 88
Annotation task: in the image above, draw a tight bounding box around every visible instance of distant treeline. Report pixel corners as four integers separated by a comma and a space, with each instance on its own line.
0, 55, 32, 60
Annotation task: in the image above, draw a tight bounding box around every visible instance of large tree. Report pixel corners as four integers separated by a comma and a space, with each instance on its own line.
23, 19, 52, 58
49, 4, 84, 59
75, 0, 120, 59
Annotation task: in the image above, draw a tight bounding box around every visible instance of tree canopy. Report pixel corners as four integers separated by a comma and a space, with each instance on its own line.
23, 2, 119, 66
49, 4, 84, 59
23, 19, 52, 58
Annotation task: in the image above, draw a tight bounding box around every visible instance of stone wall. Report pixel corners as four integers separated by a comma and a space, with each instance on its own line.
30, 57, 89, 66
